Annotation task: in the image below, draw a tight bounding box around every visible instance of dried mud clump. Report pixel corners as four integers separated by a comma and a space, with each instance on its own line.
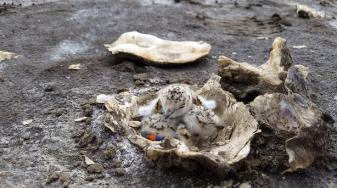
105, 31, 211, 65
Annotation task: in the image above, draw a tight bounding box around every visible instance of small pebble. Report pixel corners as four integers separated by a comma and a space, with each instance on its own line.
87, 163, 104, 174
22, 132, 31, 140
46, 172, 60, 184
68, 64, 81, 70
22, 119, 33, 125
293, 45, 307, 49
115, 168, 126, 176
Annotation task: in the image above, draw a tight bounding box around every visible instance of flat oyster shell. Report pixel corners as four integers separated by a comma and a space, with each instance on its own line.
105, 31, 211, 65
218, 37, 292, 102
249, 92, 331, 171
104, 75, 259, 177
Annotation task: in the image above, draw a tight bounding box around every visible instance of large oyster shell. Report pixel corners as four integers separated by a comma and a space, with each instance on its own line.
105, 31, 211, 65
249, 92, 330, 171
217, 37, 332, 172
218, 37, 292, 102
104, 75, 259, 177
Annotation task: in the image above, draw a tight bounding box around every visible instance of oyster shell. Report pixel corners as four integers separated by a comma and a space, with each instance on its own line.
249, 92, 331, 171
218, 37, 292, 102
104, 75, 259, 177
105, 31, 211, 65
0, 51, 18, 62
285, 64, 315, 100
217, 37, 332, 172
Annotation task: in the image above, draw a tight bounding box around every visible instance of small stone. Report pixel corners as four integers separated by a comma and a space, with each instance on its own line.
87, 163, 104, 174
74, 117, 88, 122
85, 176, 95, 182
103, 145, 117, 160
112, 159, 122, 168
82, 103, 93, 117
53, 108, 67, 117
72, 161, 82, 168
71, 129, 85, 139
22, 119, 33, 125
59, 172, 71, 188
134, 80, 144, 86
256, 37, 268, 40
293, 45, 307, 49
79, 132, 96, 147
133, 73, 149, 81
46, 172, 60, 184
44, 84, 55, 92
22, 132, 30, 140
115, 168, 126, 176
68, 64, 81, 70
320, 0, 331, 7
296, 4, 325, 19
83, 155, 95, 165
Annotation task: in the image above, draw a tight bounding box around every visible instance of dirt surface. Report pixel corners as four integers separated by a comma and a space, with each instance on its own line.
0, 0, 337, 187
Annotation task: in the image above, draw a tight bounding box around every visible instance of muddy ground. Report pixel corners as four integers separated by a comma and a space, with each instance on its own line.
0, 0, 337, 187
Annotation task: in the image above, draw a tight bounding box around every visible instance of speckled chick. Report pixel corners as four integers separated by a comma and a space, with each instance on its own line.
140, 113, 179, 139
138, 84, 216, 118
182, 105, 220, 142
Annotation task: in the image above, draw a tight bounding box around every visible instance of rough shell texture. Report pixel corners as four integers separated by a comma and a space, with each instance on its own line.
105, 31, 211, 64
218, 37, 292, 102
217, 37, 332, 172
104, 75, 259, 177
249, 92, 330, 171
285, 64, 316, 100
0, 51, 18, 62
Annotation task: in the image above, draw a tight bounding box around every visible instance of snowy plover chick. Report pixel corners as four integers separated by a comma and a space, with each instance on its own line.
140, 113, 179, 139
182, 105, 221, 142
138, 84, 216, 118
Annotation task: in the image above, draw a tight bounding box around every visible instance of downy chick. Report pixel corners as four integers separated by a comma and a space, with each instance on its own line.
182, 105, 221, 144
140, 113, 179, 140
138, 84, 216, 118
